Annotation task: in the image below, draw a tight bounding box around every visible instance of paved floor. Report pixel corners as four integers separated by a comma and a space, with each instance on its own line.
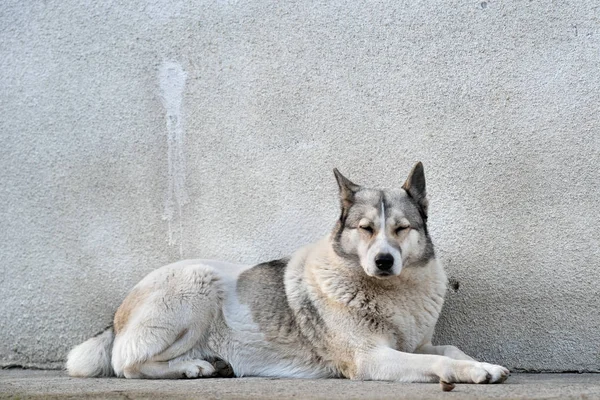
1, 370, 599, 399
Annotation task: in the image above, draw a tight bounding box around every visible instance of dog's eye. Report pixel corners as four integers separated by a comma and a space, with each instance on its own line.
359, 225, 374, 234
395, 225, 410, 234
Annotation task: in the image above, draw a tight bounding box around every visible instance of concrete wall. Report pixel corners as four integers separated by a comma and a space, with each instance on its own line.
1, 0, 598, 372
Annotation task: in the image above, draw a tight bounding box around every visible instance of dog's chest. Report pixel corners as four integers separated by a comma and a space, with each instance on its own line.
378, 277, 446, 352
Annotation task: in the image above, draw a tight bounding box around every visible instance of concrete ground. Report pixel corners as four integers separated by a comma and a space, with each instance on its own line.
1, 370, 599, 400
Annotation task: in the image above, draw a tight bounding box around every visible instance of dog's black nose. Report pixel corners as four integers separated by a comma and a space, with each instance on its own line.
375, 253, 394, 271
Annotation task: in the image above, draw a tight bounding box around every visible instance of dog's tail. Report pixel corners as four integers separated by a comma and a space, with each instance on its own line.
66, 326, 115, 377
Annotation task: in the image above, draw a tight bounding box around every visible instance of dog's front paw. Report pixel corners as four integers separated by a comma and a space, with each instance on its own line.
468, 362, 510, 384
441, 360, 509, 384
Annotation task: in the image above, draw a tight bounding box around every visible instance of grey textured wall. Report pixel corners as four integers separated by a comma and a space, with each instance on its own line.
1, 0, 599, 372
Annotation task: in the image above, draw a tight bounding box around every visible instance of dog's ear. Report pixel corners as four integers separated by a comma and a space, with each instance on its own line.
402, 162, 429, 217
333, 168, 360, 209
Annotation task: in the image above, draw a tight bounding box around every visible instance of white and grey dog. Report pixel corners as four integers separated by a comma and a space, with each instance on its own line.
67, 163, 509, 385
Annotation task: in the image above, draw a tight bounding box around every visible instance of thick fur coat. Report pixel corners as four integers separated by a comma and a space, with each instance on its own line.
67, 163, 508, 384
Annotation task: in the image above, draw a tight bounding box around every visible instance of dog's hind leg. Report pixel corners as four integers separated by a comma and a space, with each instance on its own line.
123, 359, 215, 379
111, 264, 224, 379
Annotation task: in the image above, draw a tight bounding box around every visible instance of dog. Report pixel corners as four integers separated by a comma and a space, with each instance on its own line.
66, 162, 509, 384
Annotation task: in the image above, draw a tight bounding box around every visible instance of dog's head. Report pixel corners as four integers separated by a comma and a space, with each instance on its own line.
331, 162, 434, 279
